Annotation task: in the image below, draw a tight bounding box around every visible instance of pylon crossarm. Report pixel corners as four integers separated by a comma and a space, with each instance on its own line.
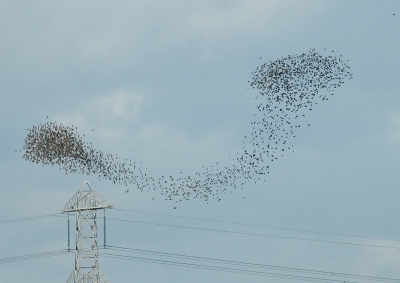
62, 181, 113, 213
62, 205, 113, 213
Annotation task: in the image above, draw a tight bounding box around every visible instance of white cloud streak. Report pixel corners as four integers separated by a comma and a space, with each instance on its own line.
55, 89, 143, 140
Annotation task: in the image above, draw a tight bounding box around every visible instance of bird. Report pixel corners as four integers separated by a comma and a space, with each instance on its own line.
20, 48, 352, 204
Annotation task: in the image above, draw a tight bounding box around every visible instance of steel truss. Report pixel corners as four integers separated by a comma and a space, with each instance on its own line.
63, 181, 113, 283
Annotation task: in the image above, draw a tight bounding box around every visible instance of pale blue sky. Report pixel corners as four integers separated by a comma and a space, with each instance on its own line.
1, 1, 400, 282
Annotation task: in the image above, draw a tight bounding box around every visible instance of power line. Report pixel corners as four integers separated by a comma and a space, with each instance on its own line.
1, 244, 398, 283
107, 217, 400, 250
2, 208, 398, 244
105, 245, 400, 283
0, 213, 66, 225
111, 208, 400, 243
2, 209, 399, 280
1, 209, 399, 282
100, 251, 361, 283
0, 250, 69, 264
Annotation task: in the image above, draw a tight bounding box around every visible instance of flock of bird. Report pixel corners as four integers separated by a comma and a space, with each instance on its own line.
239, 48, 353, 179
22, 121, 240, 202
22, 49, 352, 203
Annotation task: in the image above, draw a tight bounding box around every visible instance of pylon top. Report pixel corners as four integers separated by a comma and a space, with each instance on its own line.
62, 180, 114, 213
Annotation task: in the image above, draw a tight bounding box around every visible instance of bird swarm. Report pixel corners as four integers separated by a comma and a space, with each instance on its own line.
22, 49, 352, 202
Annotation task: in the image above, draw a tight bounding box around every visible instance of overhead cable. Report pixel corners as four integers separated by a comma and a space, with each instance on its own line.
108, 217, 400, 250
104, 245, 400, 283
0, 250, 69, 264
101, 251, 361, 283
0, 213, 66, 225
111, 208, 400, 243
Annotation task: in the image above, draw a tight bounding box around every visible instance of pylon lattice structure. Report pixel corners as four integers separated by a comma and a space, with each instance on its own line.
62, 181, 113, 283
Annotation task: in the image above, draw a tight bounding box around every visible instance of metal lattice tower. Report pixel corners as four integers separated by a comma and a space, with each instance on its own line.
62, 181, 113, 283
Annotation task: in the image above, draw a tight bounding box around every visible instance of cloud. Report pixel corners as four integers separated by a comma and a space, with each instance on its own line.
146, 0, 329, 61
352, 239, 400, 278
162, 0, 327, 43
137, 122, 233, 159
53, 89, 235, 174
97, 90, 142, 118
387, 114, 400, 144
0, 0, 329, 84
55, 89, 143, 140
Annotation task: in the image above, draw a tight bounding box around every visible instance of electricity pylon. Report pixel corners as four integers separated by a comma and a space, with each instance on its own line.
62, 181, 113, 283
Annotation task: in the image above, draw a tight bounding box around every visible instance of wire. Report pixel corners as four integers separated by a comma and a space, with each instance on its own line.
104, 245, 400, 283
1, 208, 397, 243
111, 208, 400, 243
0, 250, 69, 264
107, 217, 400, 250
100, 251, 362, 283
0, 213, 67, 225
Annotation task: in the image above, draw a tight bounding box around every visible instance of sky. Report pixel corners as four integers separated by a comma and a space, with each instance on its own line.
1, 0, 400, 282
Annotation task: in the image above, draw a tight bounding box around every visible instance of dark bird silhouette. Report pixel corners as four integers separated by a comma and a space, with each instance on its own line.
21, 48, 352, 203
